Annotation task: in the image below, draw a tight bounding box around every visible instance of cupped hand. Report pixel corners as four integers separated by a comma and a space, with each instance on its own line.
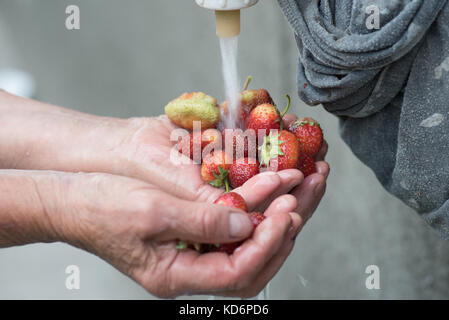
10, 169, 300, 298
0, 92, 330, 297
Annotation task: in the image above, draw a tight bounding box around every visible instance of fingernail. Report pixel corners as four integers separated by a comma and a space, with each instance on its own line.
314, 182, 324, 197
229, 213, 252, 238
317, 164, 330, 178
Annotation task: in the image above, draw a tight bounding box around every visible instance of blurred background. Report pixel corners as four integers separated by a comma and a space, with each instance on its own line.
0, 0, 448, 299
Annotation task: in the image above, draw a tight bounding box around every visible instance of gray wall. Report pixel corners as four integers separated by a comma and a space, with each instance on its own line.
0, 0, 448, 299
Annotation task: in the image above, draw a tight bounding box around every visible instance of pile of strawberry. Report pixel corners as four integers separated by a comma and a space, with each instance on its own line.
165, 79, 324, 254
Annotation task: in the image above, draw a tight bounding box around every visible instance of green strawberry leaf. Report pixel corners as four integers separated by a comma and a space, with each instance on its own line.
208, 165, 229, 188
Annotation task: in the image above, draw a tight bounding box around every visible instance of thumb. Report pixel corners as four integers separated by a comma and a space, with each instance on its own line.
159, 197, 254, 244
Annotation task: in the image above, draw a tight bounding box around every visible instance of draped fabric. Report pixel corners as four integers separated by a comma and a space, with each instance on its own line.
278, 0, 449, 238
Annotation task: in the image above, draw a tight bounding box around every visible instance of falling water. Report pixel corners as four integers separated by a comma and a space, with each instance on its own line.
219, 36, 241, 129
217, 35, 270, 300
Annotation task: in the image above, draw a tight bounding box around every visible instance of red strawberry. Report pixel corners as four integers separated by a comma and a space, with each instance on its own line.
239, 89, 274, 126
289, 117, 323, 157
222, 89, 274, 129
248, 212, 265, 228
221, 129, 258, 160
176, 129, 221, 162
210, 212, 265, 254
299, 154, 317, 177
245, 95, 291, 137
229, 157, 260, 188
259, 130, 302, 172
246, 103, 282, 137
201, 151, 232, 188
214, 192, 248, 212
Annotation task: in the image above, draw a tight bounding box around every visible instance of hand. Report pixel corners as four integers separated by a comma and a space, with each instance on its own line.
0, 169, 299, 298
0, 91, 330, 297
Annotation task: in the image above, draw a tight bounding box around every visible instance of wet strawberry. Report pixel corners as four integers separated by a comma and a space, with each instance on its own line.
165, 92, 220, 130
229, 157, 260, 188
299, 153, 317, 178
201, 151, 232, 188
246, 95, 292, 138
214, 192, 248, 212
221, 129, 258, 160
289, 117, 323, 157
176, 129, 221, 162
222, 89, 274, 129
239, 89, 274, 126
259, 130, 302, 172
246, 103, 282, 137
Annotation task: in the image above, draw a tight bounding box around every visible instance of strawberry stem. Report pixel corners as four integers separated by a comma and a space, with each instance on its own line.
225, 177, 230, 193
242, 76, 252, 91
280, 94, 291, 118
279, 94, 291, 131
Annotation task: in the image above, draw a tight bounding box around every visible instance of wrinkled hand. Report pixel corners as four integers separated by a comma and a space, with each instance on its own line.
0, 91, 330, 297
1, 169, 302, 298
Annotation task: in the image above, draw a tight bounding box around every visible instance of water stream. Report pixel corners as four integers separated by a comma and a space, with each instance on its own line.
219, 36, 241, 129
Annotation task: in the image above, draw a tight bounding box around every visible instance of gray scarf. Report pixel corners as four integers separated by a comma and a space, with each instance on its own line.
278, 0, 449, 239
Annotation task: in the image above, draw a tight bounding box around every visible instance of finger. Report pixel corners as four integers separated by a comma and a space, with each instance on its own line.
314, 140, 328, 162
230, 236, 295, 298
232, 171, 282, 211
166, 210, 292, 295
204, 170, 293, 212
262, 194, 298, 218
282, 113, 298, 129
259, 170, 303, 210
157, 195, 253, 244
235, 170, 303, 212
219, 198, 302, 298
290, 173, 327, 225
315, 161, 330, 179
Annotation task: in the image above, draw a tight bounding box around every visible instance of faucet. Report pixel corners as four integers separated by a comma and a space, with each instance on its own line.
195, 0, 259, 37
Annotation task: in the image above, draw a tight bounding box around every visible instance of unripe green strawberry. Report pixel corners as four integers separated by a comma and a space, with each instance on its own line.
165, 92, 220, 130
